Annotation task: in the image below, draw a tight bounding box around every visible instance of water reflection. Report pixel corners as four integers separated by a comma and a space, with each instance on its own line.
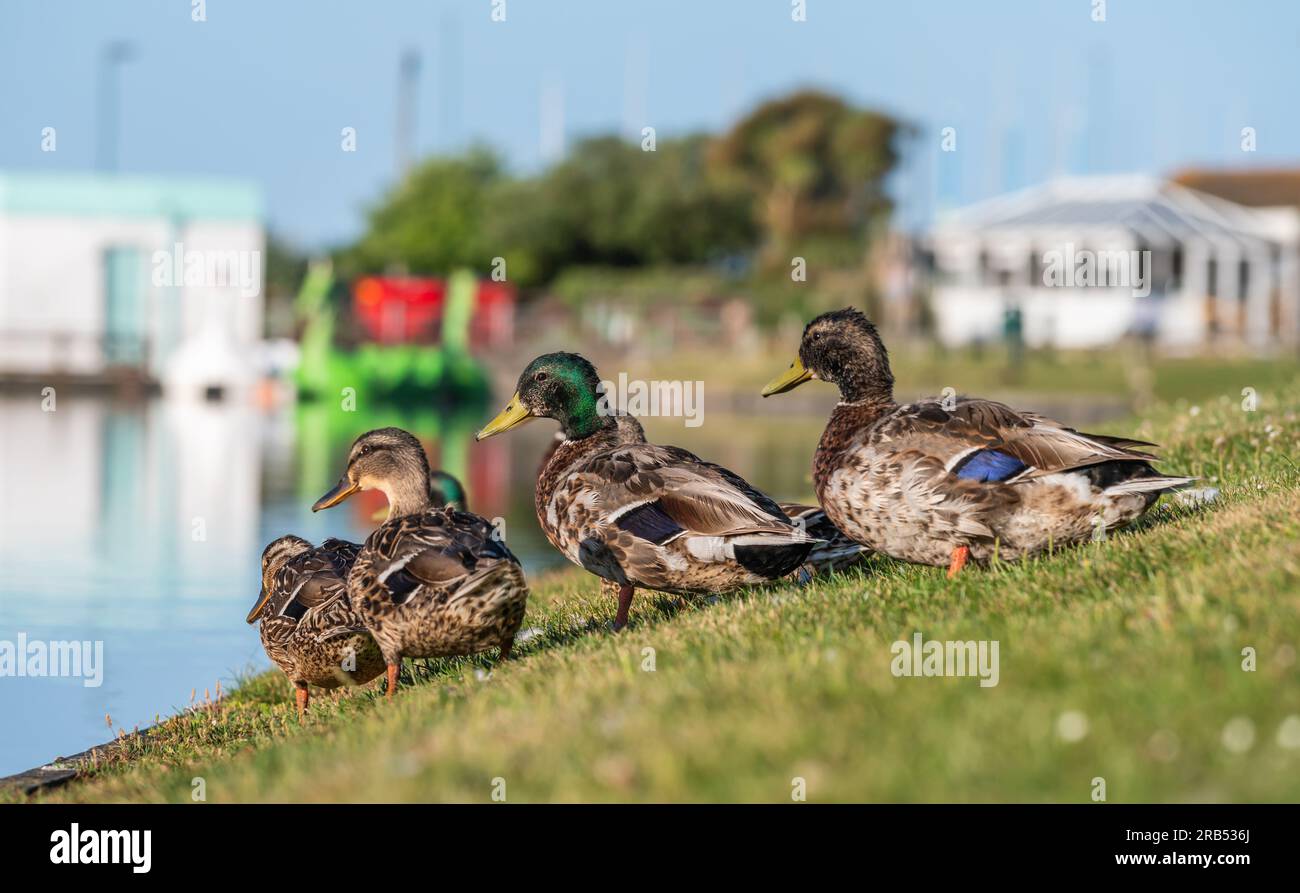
0, 394, 824, 776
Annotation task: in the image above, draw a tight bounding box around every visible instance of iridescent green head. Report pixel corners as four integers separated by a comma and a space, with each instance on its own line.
430, 470, 467, 510
476, 352, 612, 440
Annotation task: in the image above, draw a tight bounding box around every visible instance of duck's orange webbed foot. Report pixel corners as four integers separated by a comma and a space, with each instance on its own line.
385, 663, 399, 701
613, 584, 635, 632
947, 545, 970, 579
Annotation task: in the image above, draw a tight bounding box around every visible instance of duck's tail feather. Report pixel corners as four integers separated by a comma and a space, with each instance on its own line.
1103, 474, 1197, 496
733, 536, 817, 580
807, 540, 870, 571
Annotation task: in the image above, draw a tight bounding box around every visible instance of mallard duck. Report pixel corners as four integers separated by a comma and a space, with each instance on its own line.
246, 535, 386, 718
312, 428, 528, 699
761, 308, 1194, 575
476, 352, 816, 630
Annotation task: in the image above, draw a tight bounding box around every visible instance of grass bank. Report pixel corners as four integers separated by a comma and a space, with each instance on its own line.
13, 379, 1300, 803
640, 344, 1300, 406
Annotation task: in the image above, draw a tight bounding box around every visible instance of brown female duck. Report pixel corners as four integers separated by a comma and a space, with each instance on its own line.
246, 535, 386, 718
313, 428, 529, 699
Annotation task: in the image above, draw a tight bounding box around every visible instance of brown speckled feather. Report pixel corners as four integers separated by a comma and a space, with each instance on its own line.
881, 399, 1160, 480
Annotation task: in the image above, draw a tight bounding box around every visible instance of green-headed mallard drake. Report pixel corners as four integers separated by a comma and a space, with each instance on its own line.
246, 535, 386, 718
476, 353, 816, 630
312, 428, 529, 700
761, 308, 1194, 575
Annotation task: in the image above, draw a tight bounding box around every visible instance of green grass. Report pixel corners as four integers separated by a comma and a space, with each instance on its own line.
14, 380, 1300, 803
651, 343, 1300, 406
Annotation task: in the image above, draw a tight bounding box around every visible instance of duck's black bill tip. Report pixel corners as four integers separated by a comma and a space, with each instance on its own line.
312, 478, 359, 512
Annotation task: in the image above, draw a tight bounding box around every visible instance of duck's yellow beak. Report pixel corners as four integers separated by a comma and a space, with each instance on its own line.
476, 392, 534, 440
761, 357, 816, 397
312, 477, 359, 512
245, 586, 270, 624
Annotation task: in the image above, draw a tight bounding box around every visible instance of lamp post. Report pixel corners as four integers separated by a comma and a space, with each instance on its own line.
396, 49, 421, 179
97, 40, 137, 172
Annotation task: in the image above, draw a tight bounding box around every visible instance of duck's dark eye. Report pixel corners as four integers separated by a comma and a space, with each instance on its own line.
358, 444, 372, 456
535, 371, 548, 382
811, 332, 821, 342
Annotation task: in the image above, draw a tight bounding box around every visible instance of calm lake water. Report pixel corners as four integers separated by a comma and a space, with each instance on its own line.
0, 393, 827, 777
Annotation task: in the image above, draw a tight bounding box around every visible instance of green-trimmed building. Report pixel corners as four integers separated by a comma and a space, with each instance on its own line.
0, 171, 265, 394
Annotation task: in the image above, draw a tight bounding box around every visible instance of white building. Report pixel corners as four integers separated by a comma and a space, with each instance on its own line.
0, 171, 265, 396
926, 176, 1300, 350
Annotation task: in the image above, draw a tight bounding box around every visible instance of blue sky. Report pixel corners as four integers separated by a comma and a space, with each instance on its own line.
1, 0, 1297, 247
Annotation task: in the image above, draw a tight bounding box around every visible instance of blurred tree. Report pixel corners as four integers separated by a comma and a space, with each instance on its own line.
337, 91, 901, 297
632, 135, 757, 265
263, 231, 309, 337
486, 135, 756, 286
341, 148, 501, 277
264, 231, 308, 297
710, 90, 901, 265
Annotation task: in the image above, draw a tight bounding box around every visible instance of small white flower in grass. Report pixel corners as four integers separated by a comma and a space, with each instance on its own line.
1276, 716, 1300, 749
474, 668, 493, 682
515, 627, 543, 645
1221, 717, 1255, 753
1056, 710, 1088, 742
1189, 405, 1201, 417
